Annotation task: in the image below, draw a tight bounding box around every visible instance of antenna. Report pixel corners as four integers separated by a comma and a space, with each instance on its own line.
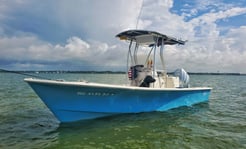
136, 0, 144, 29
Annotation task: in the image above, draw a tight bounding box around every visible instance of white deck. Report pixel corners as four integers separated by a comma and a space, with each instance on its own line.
24, 78, 211, 91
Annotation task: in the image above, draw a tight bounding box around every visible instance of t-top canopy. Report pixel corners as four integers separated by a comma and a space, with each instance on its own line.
116, 29, 186, 46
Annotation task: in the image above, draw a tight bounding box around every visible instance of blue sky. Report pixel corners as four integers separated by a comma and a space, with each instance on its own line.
0, 0, 246, 73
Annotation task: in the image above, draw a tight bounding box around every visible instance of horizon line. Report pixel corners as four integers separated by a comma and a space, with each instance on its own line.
0, 70, 245, 75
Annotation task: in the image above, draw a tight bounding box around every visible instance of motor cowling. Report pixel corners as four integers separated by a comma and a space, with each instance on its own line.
174, 68, 190, 88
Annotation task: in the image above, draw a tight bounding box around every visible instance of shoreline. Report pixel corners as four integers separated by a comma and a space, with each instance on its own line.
0, 70, 245, 76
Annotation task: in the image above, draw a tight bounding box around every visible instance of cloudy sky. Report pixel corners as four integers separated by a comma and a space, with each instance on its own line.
0, 0, 246, 73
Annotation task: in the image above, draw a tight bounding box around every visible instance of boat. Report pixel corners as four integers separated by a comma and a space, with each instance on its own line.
24, 30, 211, 123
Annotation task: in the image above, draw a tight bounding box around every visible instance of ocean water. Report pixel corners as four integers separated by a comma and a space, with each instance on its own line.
0, 72, 245, 149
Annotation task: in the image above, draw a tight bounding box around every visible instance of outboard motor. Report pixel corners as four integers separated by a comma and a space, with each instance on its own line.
174, 68, 190, 88
140, 75, 156, 87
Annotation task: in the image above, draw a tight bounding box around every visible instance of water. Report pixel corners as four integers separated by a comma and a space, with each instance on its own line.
0, 72, 245, 149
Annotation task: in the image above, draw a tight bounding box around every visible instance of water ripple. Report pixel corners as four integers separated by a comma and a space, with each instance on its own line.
0, 73, 245, 148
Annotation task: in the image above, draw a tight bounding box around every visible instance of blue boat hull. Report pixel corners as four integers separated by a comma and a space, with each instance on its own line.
25, 79, 211, 123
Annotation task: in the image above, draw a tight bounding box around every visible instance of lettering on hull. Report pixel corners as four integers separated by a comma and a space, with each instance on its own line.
77, 92, 115, 96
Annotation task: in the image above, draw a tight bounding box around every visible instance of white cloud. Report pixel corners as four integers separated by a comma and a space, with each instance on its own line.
54, 0, 143, 41
163, 25, 246, 73
0, 0, 245, 73
0, 34, 127, 70
154, 1, 246, 73
191, 7, 246, 26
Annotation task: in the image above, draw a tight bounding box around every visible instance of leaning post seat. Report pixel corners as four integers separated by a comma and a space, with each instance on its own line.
128, 65, 144, 80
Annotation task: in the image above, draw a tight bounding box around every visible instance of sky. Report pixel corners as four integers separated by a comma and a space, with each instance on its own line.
0, 0, 246, 73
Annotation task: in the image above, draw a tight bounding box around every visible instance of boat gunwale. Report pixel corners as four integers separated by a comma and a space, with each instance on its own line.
24, 78, 212, 91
